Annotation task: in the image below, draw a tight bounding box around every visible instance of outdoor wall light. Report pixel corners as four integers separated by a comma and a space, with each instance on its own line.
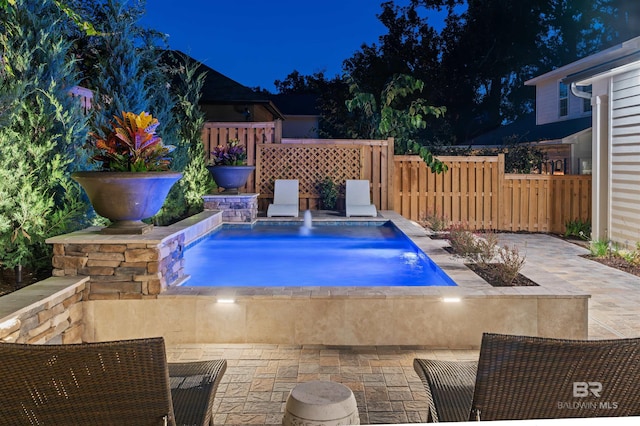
216, 298, 236, 304
442, 297, 462, 303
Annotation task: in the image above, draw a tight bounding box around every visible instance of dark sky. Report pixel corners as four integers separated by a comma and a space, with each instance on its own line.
139, 1, 399, 92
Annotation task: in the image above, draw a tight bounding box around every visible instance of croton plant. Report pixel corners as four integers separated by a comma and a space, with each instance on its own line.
90, 111, 175, 172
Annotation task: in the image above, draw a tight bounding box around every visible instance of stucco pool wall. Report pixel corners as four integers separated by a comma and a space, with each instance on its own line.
82, 211, 589, 348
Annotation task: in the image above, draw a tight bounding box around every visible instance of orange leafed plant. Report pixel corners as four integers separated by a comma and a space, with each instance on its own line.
90, 111, 175, 172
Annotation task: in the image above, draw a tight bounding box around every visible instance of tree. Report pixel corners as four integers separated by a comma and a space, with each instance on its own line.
0, 0, 90, 271
346, 74, 447, 172
156, 52, 212, 221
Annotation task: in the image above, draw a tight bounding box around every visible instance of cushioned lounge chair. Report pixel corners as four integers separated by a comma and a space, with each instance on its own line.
414, 332, 640, 422
0, 337, 226, 426
267, 179, 299, 217
345, 179, 377, 217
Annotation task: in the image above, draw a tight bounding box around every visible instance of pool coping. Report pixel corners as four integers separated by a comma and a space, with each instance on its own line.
163, 210, 590, 301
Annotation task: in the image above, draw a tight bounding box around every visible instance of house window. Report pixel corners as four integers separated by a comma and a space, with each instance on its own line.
559, 82, 568, 117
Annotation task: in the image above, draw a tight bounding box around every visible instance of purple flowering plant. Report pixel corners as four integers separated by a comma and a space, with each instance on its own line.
209, 139, 247, 166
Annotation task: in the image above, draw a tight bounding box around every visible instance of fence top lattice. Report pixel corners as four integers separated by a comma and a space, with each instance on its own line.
256, 144, 363, 195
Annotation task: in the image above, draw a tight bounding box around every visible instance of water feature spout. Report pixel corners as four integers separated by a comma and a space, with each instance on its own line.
301, 210, 313, 235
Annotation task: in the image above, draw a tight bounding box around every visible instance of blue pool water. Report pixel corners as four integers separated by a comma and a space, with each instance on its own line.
183, 222, 456, 287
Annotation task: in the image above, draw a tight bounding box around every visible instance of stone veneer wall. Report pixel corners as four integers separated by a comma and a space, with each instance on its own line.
203, 194, 258, 223
50, 234, 184, 300
46, 211, 222, 300
0, 277, 87, 344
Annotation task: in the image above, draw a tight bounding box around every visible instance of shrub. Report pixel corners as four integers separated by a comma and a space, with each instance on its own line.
421, 211, 449, 232
495, 244, 527, 285
447, 223, 479, 257
473, 231, 499, 267
0, 0, 91, 271
316, 177, 339, 210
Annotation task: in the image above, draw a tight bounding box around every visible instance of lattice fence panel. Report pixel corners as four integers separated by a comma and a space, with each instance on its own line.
257, 144, 363, 195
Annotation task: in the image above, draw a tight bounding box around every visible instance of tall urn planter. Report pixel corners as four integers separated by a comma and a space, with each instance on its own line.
72, 171, 182, 234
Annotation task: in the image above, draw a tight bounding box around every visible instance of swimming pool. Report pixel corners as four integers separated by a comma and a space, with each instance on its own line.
183, 221, 456, 287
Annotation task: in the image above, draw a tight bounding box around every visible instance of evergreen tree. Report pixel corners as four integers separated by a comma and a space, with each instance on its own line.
154, 52, 211, 222
172, 54, 211, 214
0, 0, 89, 270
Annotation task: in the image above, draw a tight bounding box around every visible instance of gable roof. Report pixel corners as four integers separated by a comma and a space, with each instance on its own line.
468, 113, 591, 146
526, 36, 640, 86
162, 50, 284, 119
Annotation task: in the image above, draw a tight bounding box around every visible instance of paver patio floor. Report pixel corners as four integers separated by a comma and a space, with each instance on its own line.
166, 233, 640, 425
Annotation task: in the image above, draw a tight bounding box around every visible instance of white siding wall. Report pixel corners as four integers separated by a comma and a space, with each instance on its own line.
536, 82, 558, 125
536, 79, 592, 125
610, 69, 640, 247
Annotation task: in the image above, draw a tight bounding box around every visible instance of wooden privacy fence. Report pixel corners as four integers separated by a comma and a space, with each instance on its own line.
256, 138, 394, 211
201, 122, 277, 191
394, 154, 592, 233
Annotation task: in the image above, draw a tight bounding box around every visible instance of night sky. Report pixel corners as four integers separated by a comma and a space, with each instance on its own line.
139, 1, 395, 92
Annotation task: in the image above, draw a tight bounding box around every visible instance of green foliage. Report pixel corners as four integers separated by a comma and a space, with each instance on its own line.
590, 239, 610, 257
564, 218, 591, 240
153, 52, 211, 224
316, 177, 339, 210
345, 74, 447, 173
77, 0, 154, 132
502, 140, 546, 174
0, 0, 90, 270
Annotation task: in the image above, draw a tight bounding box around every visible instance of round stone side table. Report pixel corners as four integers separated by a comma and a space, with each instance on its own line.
282, 381, 360, 426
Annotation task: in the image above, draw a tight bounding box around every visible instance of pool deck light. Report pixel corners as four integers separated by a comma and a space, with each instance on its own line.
442, 297, 462, 303
216, 298, 236, 304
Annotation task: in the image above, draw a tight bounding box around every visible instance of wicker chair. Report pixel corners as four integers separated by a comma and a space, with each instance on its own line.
414, 333, 640, 422
0, 337, 226, 426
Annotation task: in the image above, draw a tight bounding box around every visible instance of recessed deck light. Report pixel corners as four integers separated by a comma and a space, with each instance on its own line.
442, 297, 462, 303
216, 298, 236, 304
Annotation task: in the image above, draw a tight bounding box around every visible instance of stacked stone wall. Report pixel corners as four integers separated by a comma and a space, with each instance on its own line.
51, 234, 185, 300
0, 278, 86, 344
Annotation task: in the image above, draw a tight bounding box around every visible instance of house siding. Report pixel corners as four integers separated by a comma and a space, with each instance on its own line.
610, 69, 640, 247
536, 80, 591, 125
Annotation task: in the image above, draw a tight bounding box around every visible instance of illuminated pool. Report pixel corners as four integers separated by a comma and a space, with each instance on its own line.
183, 221, 456, 287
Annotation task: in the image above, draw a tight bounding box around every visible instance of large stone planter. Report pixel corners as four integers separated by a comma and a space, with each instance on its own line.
207, 165, 255, 194
72, 171, 182, 234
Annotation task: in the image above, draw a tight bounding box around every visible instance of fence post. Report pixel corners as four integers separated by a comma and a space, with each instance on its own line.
497, 153, 505, 230
387, 138, 395, 210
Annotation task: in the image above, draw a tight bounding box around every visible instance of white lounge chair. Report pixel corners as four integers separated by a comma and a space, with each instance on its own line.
345, 179, 377, 217
267, 179, 299, 217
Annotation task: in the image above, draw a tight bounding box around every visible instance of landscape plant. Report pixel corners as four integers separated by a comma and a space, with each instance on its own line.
564, 218, 591, 240
89, 111, 175, 172
447, 223, 481, 258
447, 223, 526, 286
316, 177, 339, 210
345, 74, 447, 173
162, 52, 211, 216
495, 244, 527, 286
209, 139, 247, 166
589, 239, 611, 258
420, 211, 449, 232
0, 0, 91, 273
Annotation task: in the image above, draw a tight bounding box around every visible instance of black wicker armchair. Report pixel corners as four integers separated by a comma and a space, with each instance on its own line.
0, 337, 226, 426
414, 333, 640, 422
